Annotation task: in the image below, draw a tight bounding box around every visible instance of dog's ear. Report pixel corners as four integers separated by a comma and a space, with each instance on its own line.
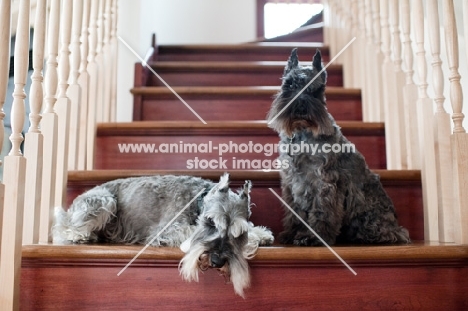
284, 48, 299, 75
239, 180, 252, 199
312, 49, 322, 71
217, 173, 230, 193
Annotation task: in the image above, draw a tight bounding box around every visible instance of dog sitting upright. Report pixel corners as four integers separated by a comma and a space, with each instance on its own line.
267, 48, 410, 246
53, 173, 273, 297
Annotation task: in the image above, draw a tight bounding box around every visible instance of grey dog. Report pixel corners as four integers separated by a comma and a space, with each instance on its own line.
53, 173, 274, 297
267, 48, 410, 246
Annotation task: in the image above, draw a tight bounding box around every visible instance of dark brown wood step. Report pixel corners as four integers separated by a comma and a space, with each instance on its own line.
155, 42, 329, 62
94, 121, 386, 170
66, 169, 422, 240
131, 86, 362, 121
139, 61, 343, 87
22, 242, 467, 309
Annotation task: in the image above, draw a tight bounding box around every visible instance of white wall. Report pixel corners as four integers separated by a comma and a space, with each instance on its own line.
116, 0, 257, 122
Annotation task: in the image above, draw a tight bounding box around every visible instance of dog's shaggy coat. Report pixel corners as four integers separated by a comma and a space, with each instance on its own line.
53, 173, 273, 297
267, 49, 410, 246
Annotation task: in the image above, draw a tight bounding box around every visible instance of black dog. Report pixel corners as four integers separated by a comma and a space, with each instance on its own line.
267, 49, 410, 246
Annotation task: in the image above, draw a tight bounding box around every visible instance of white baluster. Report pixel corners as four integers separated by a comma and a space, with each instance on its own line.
39, 0, 60, 244
413, 0, 439, 241
102, 0, 112, 122
23, 0, 47, 245
67, 0, 83, 171
0, 0, 28, 308
0, 0, 11, 251
77, 0, 91, 170
349, 0, 359, 89
362, 0, 374, 121
86, 0, 99, 170
95, 0, 105, 123
371, 0, 384, 122
380, 0, 398, 169
444, 0, 468, 243
400, 0, 420, 169
109, 0, 118, 122
389, 0, 407, 169
356, 0, 366, 92
54, 0, 73, 208
426, 0, 455, 243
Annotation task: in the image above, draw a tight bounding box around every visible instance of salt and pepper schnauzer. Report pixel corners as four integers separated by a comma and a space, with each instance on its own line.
267, 48, 410, 246
53, 173, 274, 297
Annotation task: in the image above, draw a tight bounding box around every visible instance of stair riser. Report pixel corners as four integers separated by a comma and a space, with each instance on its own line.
146, 67, 343, 87
157, 46, 330, 62
94, 131, 386, 170
23, 253, 465, 310
133, 94, 362, 122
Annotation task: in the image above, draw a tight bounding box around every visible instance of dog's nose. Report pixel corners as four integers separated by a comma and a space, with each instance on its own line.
210, 253, 226, 268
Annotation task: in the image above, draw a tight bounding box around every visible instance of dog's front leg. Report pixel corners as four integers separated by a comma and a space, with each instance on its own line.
293, 182, 345, 246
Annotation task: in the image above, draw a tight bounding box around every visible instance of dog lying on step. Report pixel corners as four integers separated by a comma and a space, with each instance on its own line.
53, 173, 274, 297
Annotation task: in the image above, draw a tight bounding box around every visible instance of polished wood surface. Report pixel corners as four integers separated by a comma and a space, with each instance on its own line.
130, 86, 362, 122
21, 242, 468, 310
144, 61, 343, 87
93, 121, 386, 170
65, 169, 423, 241
156, 42, 330, 62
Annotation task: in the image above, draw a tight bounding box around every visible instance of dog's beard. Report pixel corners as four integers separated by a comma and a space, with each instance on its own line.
179, 238, 252, 298
178, 242, 206, 283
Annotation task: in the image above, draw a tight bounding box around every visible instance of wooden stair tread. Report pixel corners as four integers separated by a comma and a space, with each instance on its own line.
22, 242, 468, 262
67, 169, 421, 183
66, 169, 422, 240
96, 120, 384, 136
158, 42, 327, 52
156, 42, 330, 62
130, 85, 360, 97
131, 86, 361, 122
148, 60, 341, 72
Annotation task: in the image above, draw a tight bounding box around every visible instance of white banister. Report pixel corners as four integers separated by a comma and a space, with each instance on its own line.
389, 0, 407, 169
347, 0, 357, 89
78, 0, 91, 170
95, 0, 105, 123
380, 0, 399, 169
426, 0, 455, 243
86, 0, 99, 170
356, 0, 366, 94
413, 0, 439, 241
0, 0, 11, 253
443, 0, 468, 244
400, 0, 419, 170
39, 0, 60, 244
109, 0, 118, 122
0, 0, 29, 308
54, 0, 73, 208
362, 0, 374, 121
23, 0, 47, 245
67, 0, 84, 171
371, 0, 384, 122
102, 0, 112, 122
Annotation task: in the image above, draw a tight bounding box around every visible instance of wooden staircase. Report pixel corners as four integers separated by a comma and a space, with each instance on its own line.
21, 25, 468, 309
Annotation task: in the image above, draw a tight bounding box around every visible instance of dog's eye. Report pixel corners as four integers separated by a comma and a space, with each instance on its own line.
206, 217, 215, 227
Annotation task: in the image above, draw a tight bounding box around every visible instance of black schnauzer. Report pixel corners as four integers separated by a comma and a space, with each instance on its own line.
267, 48, 410, 246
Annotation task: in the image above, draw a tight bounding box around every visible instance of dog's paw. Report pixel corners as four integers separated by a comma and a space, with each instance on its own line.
258, 231, 274, 246
292, 233, 322, 246
248, 224, 274, 246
